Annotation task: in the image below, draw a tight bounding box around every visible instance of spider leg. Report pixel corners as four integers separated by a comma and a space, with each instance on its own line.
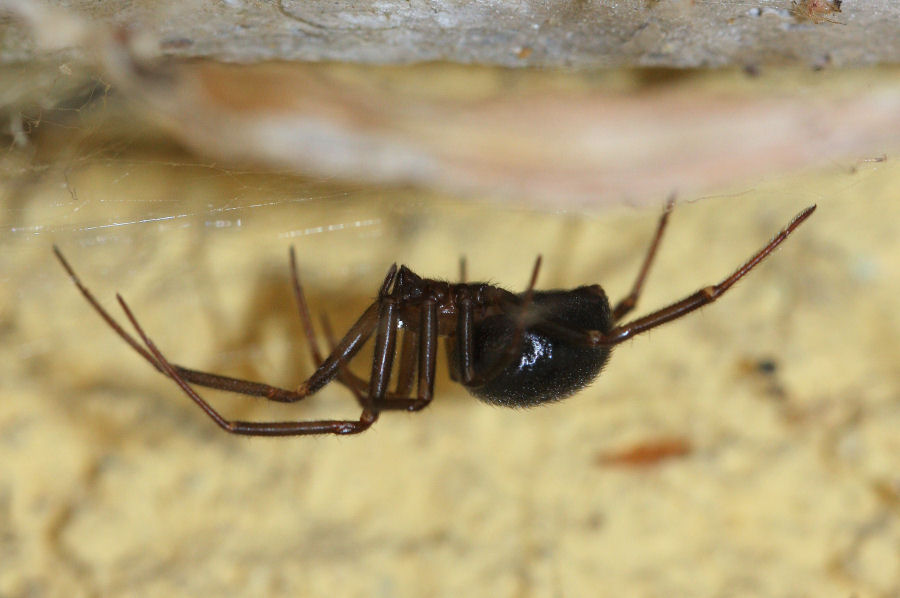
171, 263, 384, 401
311, 312, 380, 412
165, 367, 313, 403
318, 313, 420, 410
612, 195, 675, 322
445, 257, 467, 381
445, 334, 460, 383
290, 246, 395, 404
305, 262, 428, 411
393, 328, 418, 397
288, 246, 325, 366
54, 246, 163, 369
318, 313, 368, 406
368, 296, 399, 404
411, 299, 438, 411
458, 256, 542, 387
115, 294, 378, 436
56, 246, 381, 405
54, 246, 304, 402
280, 258, 398, 399
603, 205, 816, 344
342, 298, 437, 412
347, 300, 436, 411
536, 205, 816, 348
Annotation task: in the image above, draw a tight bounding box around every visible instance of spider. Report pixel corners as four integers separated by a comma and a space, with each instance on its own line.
54, 200, 815, 436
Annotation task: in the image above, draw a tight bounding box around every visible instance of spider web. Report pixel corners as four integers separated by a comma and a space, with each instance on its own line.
0, 51, 893, 398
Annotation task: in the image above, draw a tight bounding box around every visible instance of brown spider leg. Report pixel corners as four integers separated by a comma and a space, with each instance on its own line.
411, 299, 438, 411
368, 296, 399, 405
115, 294, 378, 436
288, 246, 325, 366
318, 313, 420, 406
611, 195, 675, 322
313, 314, 369, 409
317, 313, 369, 407
282, 262, 398, 399
393, 329, 418, 396
54, 246, 163, 368
319, 313, 422, 411
537, 205, 817, 348
168, 301, 384, 402
446, 257, 467, 382
289, 246, 391, 404
298, 263, 425, 410
445, 343, 460, 382
289, 245, 370, 400
162, 367, 311, 402
55, 246, 388, 405
329, 299, 437, 412
53, 246, 305, 402
458, 256, 542, 387
602, 205, 816, 344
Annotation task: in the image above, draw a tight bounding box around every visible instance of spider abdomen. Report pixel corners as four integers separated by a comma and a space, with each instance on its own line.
459, 286, 614, 408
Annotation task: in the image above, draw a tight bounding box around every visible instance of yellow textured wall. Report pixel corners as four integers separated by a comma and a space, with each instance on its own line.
1, 65, 899, 597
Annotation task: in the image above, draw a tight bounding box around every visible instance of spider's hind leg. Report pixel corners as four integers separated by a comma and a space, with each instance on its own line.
115, 292, 381, 436
55, 246, 386, 435
611, 195, 675, 322
54, 246, 307, 402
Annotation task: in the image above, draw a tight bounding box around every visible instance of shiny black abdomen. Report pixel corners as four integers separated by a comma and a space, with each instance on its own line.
458, 285, 614, 408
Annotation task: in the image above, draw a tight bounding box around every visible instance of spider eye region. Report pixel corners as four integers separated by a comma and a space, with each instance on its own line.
461, 287, 614, 408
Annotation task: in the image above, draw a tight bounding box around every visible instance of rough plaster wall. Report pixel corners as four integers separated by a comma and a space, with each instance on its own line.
1, 139, 899, 597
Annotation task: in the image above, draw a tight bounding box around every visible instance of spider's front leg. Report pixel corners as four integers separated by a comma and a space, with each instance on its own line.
602, 204, 816, 345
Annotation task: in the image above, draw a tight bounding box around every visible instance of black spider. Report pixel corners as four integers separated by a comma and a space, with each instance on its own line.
54, 200, 815, 435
